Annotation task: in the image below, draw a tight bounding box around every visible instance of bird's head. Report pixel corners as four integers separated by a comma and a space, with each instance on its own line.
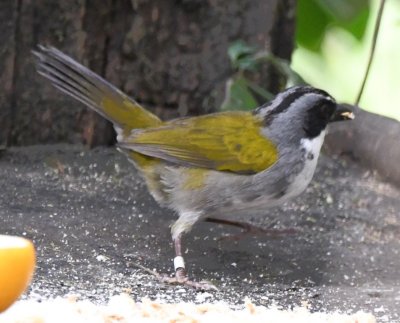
254, 86, 354, 139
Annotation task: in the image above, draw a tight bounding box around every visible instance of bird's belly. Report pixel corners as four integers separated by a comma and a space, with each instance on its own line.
208, 165, 317, 218
209, 150, 320, 216
283, 156, 318, 199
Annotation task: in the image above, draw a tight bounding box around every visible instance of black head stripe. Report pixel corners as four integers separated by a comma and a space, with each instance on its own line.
256, 86, 333, 126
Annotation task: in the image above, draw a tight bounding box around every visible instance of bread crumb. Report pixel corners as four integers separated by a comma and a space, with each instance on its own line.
0, 294, 376, 323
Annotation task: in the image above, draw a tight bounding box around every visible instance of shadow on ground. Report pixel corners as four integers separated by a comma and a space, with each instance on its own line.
1, 145, 399, 322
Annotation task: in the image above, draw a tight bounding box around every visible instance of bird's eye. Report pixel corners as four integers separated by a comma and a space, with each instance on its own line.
317, 102, 335, 120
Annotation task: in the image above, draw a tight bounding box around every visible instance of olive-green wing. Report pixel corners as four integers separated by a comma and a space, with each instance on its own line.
119, 112, 278, 174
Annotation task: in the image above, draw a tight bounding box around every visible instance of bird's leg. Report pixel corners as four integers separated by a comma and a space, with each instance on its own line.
131, 214, 218, 290
173, 233, 187, 283
205, 217, 296, 241
205, 217, 266, 232
157, 233, 187, 284
154, 212, 218, 290
157, 233, 217, 290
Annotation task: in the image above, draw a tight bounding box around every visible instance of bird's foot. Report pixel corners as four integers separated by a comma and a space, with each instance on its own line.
159, 268, 218, 291
130, 263, 217, 291
159, 275, 218, 290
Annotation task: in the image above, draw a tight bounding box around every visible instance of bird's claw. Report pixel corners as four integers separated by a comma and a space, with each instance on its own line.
158, 273, 218, 291
129, 261, 218, 290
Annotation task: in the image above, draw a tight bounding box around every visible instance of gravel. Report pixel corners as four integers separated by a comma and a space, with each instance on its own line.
0, 145, 399, 322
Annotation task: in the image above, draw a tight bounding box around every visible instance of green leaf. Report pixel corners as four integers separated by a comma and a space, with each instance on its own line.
296, 0, 370, 50
316, 0, 368, 22
296, 0, 330, 51
228, 41, 259, 71
221, 77, 258, 111
221, 41, 309, 112
228, 40, 256, 63
336, 6, 370, 41
246, 49, 307, 86
246, 81, 274, 101
315, 0, 370, 40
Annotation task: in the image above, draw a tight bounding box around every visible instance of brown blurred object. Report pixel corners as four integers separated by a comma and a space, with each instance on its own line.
0, 0, 295, 147
325, 106, 400, 187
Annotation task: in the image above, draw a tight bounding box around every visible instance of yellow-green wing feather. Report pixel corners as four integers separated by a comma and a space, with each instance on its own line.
34, 46, 162, 135
120, 112, 278, 174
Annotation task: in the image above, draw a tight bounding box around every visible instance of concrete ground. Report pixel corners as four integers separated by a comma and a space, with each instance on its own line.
1, 145, 399, 322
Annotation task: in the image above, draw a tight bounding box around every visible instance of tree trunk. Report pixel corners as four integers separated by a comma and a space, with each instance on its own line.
0, 0, 296, 146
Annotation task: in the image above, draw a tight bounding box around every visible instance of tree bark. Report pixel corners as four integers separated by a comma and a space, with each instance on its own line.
0, 0, 19, 148
0, 0, 296, 146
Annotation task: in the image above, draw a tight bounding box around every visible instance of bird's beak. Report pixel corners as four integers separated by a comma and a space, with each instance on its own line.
340, 111, 355, 120
331, 104, 355, 122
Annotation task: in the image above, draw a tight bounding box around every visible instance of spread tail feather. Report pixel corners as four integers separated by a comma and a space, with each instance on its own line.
33, 45, 162, 133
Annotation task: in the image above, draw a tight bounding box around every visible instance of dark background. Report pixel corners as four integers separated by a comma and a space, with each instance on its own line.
0, 0, 295, 146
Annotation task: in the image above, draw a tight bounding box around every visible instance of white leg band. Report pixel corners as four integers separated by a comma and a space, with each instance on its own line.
174, 256, 185, 271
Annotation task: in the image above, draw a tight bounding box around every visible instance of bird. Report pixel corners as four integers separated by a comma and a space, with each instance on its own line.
33, 45, 354, 289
